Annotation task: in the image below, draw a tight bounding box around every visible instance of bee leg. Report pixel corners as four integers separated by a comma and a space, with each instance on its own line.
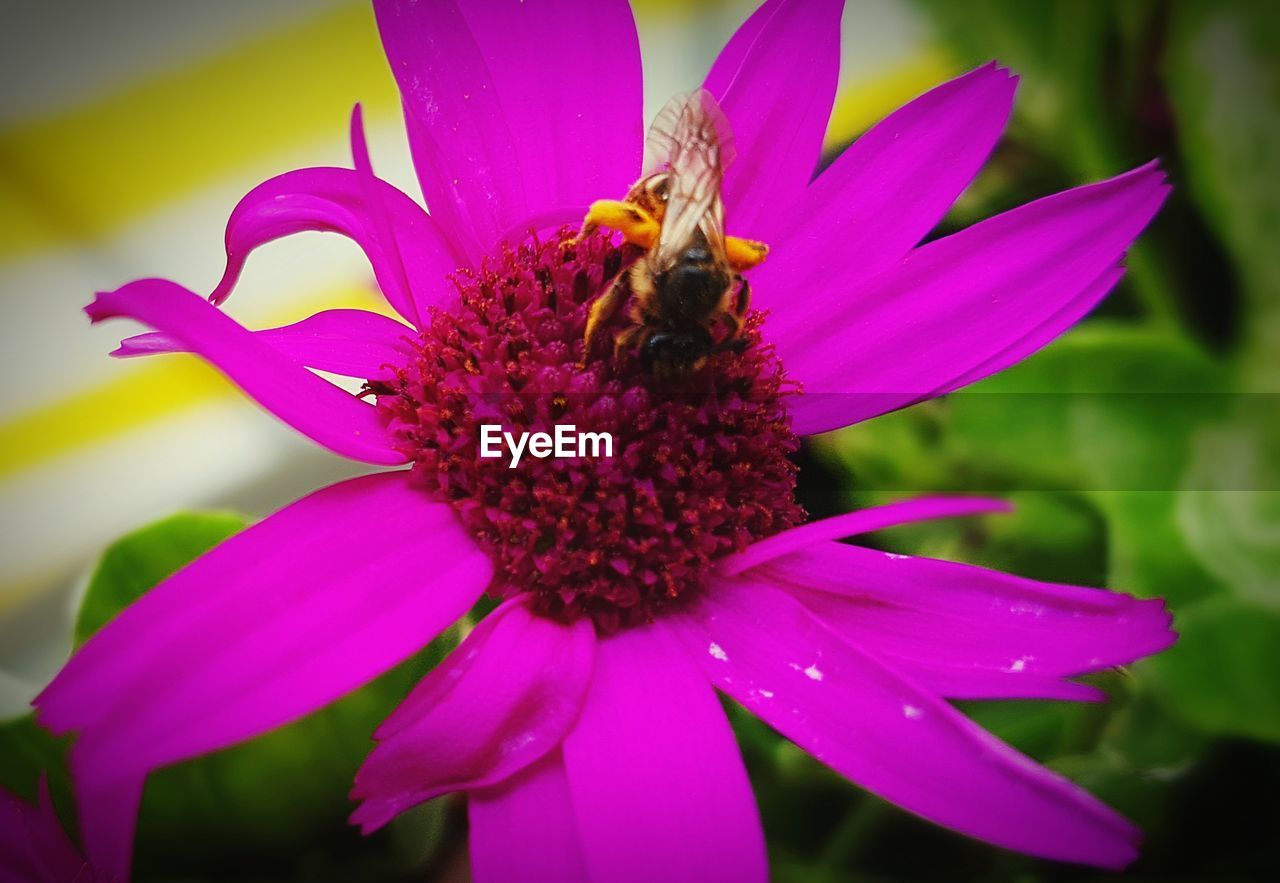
574, 200, 661, 249
720, 313, 741, 341
708, 276, 750, 359
580, 273, 631, 368
613, 324, 651, 362
709, 336, 749, 356
731, 275, 751, 320
711, 275, 749, 340
726, 236, 769, 271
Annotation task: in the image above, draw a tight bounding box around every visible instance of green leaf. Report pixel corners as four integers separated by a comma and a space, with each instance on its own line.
0, 714, 72, 808
1177, 421, 1280, 608
949, 324, 1228, 491
1166, 0, 1280, 378
910, 0, 1120, 174
133, 639, 456, 877
1048, 687, 1210, 828
909, 0, 1185, 328
950, 327, 1231, 606
1146, 596, 1280, 744
74, 511, 248, 645
959, 698, 1095, 762
819, 327, 1231, 604
1092, 491, 1224, 607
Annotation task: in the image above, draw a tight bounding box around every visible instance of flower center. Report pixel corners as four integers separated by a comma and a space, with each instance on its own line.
372, 229, 804, 631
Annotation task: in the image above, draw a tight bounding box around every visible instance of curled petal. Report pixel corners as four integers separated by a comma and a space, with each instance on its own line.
764, 542, 1173, 701
705, 0, 843, 241
86, 279, 403, 464
373, 0, 642, 262
209, 166, 456, 327
756, 62, 1018, 310
561, 624, 767, 883
469, 751, 589, 883
36, 473, 491, 877
781, 162, 1170, 435
351, 598, 595, 833
721, 496, 1011, 576
671, 579, 1144, 870
349, 103, 419, 327
114, 308, 414, 380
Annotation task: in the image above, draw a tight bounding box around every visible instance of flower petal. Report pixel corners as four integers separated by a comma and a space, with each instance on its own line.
938, 263, 1124, 396
38, 471, 489, 763
671, 578, 1142, 869
86, 279, 404, 464
372, 0, 642, 262
36, 473, 491, 876
756, 62, 1017, 309
351, 597, 594, 833
456, 0, 643, 223
114, 308, 415, 380
780, 162, 1169, 436
705, 0, 843, 240
469, 750, 590, 883
885, 667, 1108, 703
349, 103, 421, 328
561, 623, 767, 883
63, 766, 139, 883
208, 166, 456, 327
721, 495, 1011, 576
763, 542, 1173, 702
0, 777, 86, 883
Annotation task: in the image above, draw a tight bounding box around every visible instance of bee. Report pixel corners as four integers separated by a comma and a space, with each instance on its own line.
573, 90, 769, 379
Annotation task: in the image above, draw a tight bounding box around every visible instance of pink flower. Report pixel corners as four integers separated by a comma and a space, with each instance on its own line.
35, 0, 1174, 880
1, 777, 107, 882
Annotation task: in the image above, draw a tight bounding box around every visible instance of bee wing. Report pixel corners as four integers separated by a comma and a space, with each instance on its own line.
641, 95, 685, 178
643, 90, 737, 176
646, 90, 735, 270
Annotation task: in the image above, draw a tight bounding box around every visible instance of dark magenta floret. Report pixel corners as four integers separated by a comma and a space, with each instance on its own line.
372, 229, 804, 631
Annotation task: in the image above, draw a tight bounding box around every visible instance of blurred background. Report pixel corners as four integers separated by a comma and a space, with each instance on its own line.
1, 0, 1276, 880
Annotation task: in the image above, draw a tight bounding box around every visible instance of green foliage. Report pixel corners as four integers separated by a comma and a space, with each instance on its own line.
0, 713, 72, 807
1166, 0, 1280, 373
1146, 596, 1280, 743
74, 511, 248, 645
949, 325, 1228, 489
1178, 422, 1280, 607
798, 1, 1280, 877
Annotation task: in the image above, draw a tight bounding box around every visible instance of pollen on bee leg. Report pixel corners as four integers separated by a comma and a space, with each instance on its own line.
582, 199, 661, 249
726, 235, 769, 271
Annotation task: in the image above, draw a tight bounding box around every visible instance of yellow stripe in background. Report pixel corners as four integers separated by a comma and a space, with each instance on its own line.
0, 287, 391, 480
0, 2, 397, 260
824, 49, 956, 150
0, 358, 230, 479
